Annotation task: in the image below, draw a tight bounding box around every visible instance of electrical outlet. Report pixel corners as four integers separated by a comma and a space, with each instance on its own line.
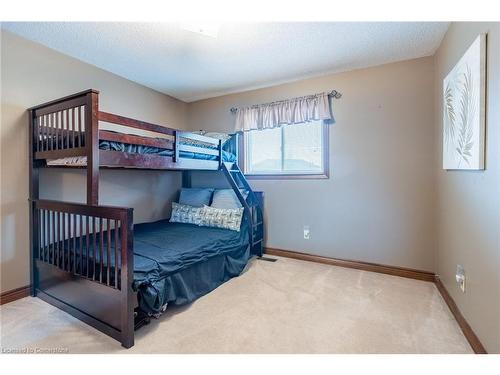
303, 225, 310, 240
456, 265, 466, 293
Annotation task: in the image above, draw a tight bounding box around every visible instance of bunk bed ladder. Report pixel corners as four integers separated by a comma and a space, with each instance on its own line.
221, 163, 264, 257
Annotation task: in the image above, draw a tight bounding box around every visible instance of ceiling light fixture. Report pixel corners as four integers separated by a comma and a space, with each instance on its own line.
180, 22, 220, 38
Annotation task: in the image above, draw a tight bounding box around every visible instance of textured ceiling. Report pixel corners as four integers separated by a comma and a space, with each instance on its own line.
2, 22, 449, 102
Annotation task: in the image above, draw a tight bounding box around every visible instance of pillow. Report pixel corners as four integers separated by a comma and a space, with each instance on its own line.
179, 137, 216, 150
198, 205, 244, 232
170, 202, 204, 225
178, 188, 214, 207
180, 131, 231, 149
211, 189, 249, 209
204, 132, 232, 145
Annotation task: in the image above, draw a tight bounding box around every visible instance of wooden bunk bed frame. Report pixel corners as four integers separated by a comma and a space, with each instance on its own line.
28, 89, 264, 348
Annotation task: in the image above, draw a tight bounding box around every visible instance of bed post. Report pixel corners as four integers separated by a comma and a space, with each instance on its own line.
172, 130, 179, 163
85, 91, 99, 205
120, 208, 135, 348
217, 139, 223, 169
182, 171, 192, 188
28, 109, 39, 296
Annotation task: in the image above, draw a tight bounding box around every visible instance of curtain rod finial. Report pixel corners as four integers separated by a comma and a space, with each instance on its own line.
331, 90, 342, 99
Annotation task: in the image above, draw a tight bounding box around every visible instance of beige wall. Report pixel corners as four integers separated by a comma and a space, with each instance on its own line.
188, 57, 437, 272
434, 23, 500, 353
1, 31, 188, 292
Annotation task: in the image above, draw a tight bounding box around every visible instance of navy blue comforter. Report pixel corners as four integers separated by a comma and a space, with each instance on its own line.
132, 219, 250, 314
100, 139, 236, 162
41, 133, 236, 162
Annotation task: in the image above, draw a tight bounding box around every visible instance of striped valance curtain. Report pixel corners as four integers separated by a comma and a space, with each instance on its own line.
234, 92, 333, 132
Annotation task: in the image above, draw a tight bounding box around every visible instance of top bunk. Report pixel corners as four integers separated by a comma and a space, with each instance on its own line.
29, 89, 238, 171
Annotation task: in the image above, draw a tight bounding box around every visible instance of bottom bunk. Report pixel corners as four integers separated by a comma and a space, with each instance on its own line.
133, 219, 251, 315
35, 218, 251, 315
31, 191, 263, 348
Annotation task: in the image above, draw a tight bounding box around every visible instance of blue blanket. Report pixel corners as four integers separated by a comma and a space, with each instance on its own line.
132, 219, 250, 314
46, 218, 250, 315
99, 139, 236, 162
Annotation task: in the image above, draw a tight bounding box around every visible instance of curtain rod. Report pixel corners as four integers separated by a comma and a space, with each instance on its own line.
229, 90, 342, 114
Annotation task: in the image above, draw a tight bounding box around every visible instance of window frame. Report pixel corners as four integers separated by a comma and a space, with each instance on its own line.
239, 122, 330, 180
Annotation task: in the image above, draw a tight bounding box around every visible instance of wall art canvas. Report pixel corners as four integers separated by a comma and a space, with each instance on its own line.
443, 34, 486, 170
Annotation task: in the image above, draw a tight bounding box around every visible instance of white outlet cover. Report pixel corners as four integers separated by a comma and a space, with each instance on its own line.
456, 265, 466, 293
303, 226, 310, 240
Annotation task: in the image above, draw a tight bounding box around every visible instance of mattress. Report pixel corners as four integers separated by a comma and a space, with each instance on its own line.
46, 138, 236, 166
41, 218, 250, 315
133, 219, 250, 314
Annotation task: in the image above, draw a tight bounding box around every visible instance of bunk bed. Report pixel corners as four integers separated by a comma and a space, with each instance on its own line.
28, 89, 264, 348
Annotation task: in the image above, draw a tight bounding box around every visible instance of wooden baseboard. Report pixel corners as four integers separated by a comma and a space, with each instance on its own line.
0, 285, 31, 305
265, 247, 435, 282
265, 247, 487, 354
434, 276, 487, 354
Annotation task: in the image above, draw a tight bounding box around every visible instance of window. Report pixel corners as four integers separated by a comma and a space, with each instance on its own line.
243, 121, 328, 178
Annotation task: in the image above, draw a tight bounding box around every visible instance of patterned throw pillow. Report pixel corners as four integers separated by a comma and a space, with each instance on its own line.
179, 137, 216, 149
180, 131, 232, 149
198, 205, 244, 232
204, 132, 232, 145
170, 202, 204, 225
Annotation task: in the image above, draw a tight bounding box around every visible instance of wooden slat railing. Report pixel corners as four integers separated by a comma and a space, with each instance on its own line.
32, 90, 227, 169
34, 200, 132, 290
98, 112, 223, 162
34, 104, 87, 159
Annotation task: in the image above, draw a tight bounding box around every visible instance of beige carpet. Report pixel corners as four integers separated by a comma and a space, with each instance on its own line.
0, 256, 472, 353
